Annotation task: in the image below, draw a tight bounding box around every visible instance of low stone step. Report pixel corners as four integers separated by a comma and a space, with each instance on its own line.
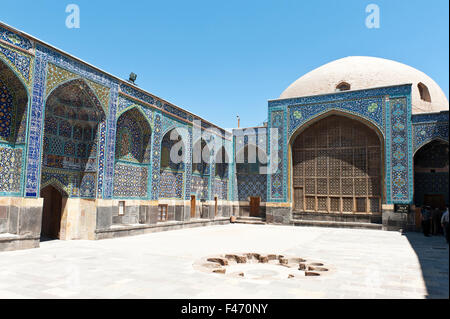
234, 217, 266, 225
291, 219, 382, 230
292, 212, 381, 224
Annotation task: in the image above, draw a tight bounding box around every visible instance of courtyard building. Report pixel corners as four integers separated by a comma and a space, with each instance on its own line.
0, 22, 448, 252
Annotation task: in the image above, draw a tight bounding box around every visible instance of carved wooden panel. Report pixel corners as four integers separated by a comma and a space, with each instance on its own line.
292, 115, 381, 213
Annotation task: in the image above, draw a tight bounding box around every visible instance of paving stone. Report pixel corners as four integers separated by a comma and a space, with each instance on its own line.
0, 224, 448, 298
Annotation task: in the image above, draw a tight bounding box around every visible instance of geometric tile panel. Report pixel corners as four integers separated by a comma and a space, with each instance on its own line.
159, 170, 183, 199
413, 122, 449, 153
389, 97, 410, 203
237, 174, 267, 202
0, 26, 33, 51
0, 146, 22, 194
191, 174, 209, 200
113, 163, 148, 198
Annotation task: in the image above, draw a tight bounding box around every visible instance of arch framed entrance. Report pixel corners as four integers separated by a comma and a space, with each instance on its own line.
290, 113, 385, 214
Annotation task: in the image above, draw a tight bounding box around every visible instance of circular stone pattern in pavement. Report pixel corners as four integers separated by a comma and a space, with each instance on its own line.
193, 253, 331, 280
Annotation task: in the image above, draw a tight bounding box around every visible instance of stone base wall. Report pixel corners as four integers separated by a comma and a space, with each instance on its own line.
0, 197, 43, 252
381, 204, 414, 231
1, 195, 419, 252
0, 235, 40, 252
266, 205, 291, 224
292, 211, 382, 224
0, 197, 235, 252
233, 201, 267, 218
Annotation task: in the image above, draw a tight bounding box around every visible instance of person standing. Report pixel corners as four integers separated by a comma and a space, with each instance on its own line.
432, 207, 442, 235
421, 206, 432, 237
441, 207, 449, 244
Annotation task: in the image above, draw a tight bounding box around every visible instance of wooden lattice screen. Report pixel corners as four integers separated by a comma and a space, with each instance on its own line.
292, 115, 381, 213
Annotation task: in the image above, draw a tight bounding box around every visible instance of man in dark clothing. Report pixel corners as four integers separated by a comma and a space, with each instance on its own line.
432, 208, 442, 235
441, 207, 449, 244
421, 206, 432, 237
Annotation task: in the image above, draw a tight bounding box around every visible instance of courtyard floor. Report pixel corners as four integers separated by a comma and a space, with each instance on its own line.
0, 224, 448, 299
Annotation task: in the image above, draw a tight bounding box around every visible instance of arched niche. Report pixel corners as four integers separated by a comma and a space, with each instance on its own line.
192, 138, 210, 176
41, 78, 105, 198
115, 107, 152, 164
0, 59, 29, 145
289, 112, 385, 214
413, 139, 449, 208
215, 146, 229, 179
159, 127, 187, 199
113, 107, 152, 199
235, 144, 268, 202
0, 59, 29, 194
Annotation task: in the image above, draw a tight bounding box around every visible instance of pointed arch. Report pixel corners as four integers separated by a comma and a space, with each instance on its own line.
0, 47, 32, 87
158, 127, 188, 200
161, 127, 188, 171
289, 109, 384, 146
45, 78, 106, 118
40, 179, 69, 198
117, 104, 152, 128
41, 78, 105, 199
413, 139, 449, 208
215, 145, 229, 179
414, 137, 449, 157
289, 111, 385, 213
115, 107, 152, 163
235, 143, 267, 175
0, 59, 29, 145
192, 137, 211, 176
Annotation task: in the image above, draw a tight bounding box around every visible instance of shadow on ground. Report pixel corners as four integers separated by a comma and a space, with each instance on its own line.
39, 236, 58, 243
403, 231, 449, 299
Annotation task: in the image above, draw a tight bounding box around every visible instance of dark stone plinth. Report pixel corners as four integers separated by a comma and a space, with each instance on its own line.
148, 205, 159, 224
0, 236, 40, 252
292, 211, 382, 224
266, 207, 291, 225
96, 206, 112, 230
18, 206, 42, 237
382, 208, 409, 231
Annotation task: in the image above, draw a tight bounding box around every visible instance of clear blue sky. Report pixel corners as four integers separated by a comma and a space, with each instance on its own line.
1, 0, 448, 129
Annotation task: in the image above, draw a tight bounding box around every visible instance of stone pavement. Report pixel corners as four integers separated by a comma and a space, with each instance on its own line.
0, 224, 448, 299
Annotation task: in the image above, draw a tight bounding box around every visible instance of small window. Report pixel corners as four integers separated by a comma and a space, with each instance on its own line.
336, 82, 351, 92
418, 82, 431, 102
118, 201, 125, 216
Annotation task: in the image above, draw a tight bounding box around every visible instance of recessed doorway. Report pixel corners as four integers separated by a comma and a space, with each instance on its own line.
40, 185, 64, 240
191, 195, 196, 218
250, 197, 261, 217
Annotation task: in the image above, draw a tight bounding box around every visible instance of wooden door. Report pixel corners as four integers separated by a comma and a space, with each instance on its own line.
415, 206, 422, 229
294, 187, 304, 211
424, 194, 445, 209
190, 195, 196, 218
158, 204, 168, 221
40, 185, 63, 239
214, 197, 218, 216
250, 197, 260, 217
